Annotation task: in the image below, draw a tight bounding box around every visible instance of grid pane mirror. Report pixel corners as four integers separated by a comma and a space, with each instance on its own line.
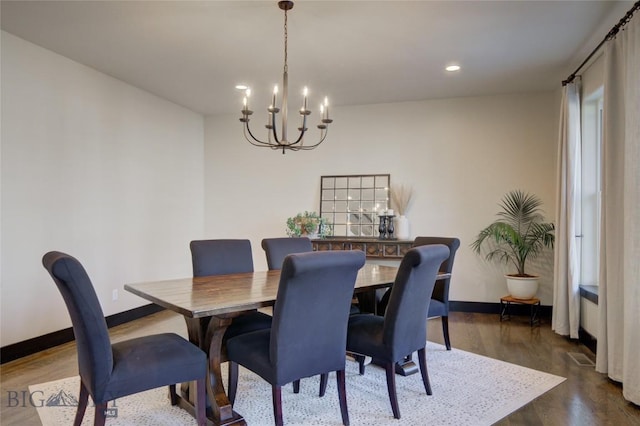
320, 174, 390, 237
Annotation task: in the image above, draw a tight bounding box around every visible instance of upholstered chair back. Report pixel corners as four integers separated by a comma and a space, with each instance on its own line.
412, 236, 460, 275
382, 245, 450, 360
190, 239, 254, 276
42, 251, 113, 399
270, 250, 366, 385
261, 237, 313, 270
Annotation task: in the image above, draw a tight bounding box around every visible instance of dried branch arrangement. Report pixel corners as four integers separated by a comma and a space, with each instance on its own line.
391, 184, 413, 216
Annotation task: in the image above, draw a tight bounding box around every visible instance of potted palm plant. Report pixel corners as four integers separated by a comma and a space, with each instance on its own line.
471, 190, 555, 299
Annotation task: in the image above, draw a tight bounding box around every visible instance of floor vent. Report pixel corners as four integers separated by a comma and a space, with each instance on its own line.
567, 352, 595, 366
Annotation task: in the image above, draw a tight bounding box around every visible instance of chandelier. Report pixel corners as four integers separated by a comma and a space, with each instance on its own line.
239, 0, 332, 154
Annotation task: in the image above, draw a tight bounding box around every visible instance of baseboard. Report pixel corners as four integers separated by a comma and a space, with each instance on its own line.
450, 301, 553, 318
0, 304, 164, 364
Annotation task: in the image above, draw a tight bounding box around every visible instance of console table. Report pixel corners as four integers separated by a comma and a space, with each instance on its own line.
312, 237, 414, 259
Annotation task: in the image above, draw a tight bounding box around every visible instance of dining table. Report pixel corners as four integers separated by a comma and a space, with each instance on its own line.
124, 262, 403, 426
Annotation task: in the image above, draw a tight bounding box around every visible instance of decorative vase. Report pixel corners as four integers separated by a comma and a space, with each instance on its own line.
505, 275, 539, 300
298, 222, 319, 239
395, 215, 410, 240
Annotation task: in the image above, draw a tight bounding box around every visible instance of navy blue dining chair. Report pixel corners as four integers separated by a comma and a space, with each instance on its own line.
346, 244, 450, 419
413, 236, 460, 350
226, 250, 366, 426
190, 239, 274, 399
43, 251, 207, 426
261, 236, 357, 396
190, 239, 273, 342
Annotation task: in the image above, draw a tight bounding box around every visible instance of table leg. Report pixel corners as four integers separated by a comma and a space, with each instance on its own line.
182, 317, 209, 401
356, 290, 377, 314
394, 354, 419, 376
180, 316, 246, 426
204, 315, 245, 425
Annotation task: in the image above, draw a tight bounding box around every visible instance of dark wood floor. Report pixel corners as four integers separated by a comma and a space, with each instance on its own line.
1, 311, 638, 425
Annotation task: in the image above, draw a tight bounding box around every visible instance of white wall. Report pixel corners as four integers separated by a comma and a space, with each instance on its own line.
1, 32, 205, 346
205, 92, 558, 305
581, 297, 598, 336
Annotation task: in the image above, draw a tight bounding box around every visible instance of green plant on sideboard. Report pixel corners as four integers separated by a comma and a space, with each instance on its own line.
286, 211, 332, 238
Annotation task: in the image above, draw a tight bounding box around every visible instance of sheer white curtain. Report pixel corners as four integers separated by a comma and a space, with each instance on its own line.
552, 80, 581, 339
596, 13, 640, 405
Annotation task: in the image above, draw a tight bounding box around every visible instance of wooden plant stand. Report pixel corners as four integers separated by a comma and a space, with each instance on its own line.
500, 295, 540, 327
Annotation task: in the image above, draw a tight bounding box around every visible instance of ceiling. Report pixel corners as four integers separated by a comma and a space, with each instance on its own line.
1, 1, 632, 116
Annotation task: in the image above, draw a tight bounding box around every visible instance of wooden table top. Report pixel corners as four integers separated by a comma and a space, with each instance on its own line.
124, 263, 401, 319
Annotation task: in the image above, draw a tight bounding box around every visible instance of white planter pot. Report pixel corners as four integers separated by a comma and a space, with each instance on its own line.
395, 215, 410, 240
505, 275, 539, 300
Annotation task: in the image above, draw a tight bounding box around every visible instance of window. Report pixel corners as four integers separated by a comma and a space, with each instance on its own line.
579, 87, 603, 286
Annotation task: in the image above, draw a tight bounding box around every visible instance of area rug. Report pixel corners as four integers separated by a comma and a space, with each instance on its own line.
30, 342, 565, 425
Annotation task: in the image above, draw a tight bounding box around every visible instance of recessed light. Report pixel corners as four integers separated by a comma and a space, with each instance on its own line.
235, 84, 248, 90
446, 65, 461, 72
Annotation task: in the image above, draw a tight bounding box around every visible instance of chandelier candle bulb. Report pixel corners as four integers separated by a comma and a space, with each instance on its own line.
303, 87, 308, 111
272, 86, 278, 109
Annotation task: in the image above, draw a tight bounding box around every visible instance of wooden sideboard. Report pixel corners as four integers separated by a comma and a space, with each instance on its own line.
312, 237, 414, 259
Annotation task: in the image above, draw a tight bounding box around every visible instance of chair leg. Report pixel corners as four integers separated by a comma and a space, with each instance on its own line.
73, 381, 89, 426
293, 379, 300, 394
319, 373, 328, 397
417, 347, 433, 395
169, 384, 178, 405
442, 316, 451, 350
336, 369, 350, 426
195, 378, 207, 426
355, 354, 366, 375
384, 362, 401, 419
228, 361, 239, 405
93, 401, 107, 426
272, 385, 284, 426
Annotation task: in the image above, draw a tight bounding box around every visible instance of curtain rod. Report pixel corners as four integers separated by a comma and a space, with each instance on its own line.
562, 0, 640, 86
